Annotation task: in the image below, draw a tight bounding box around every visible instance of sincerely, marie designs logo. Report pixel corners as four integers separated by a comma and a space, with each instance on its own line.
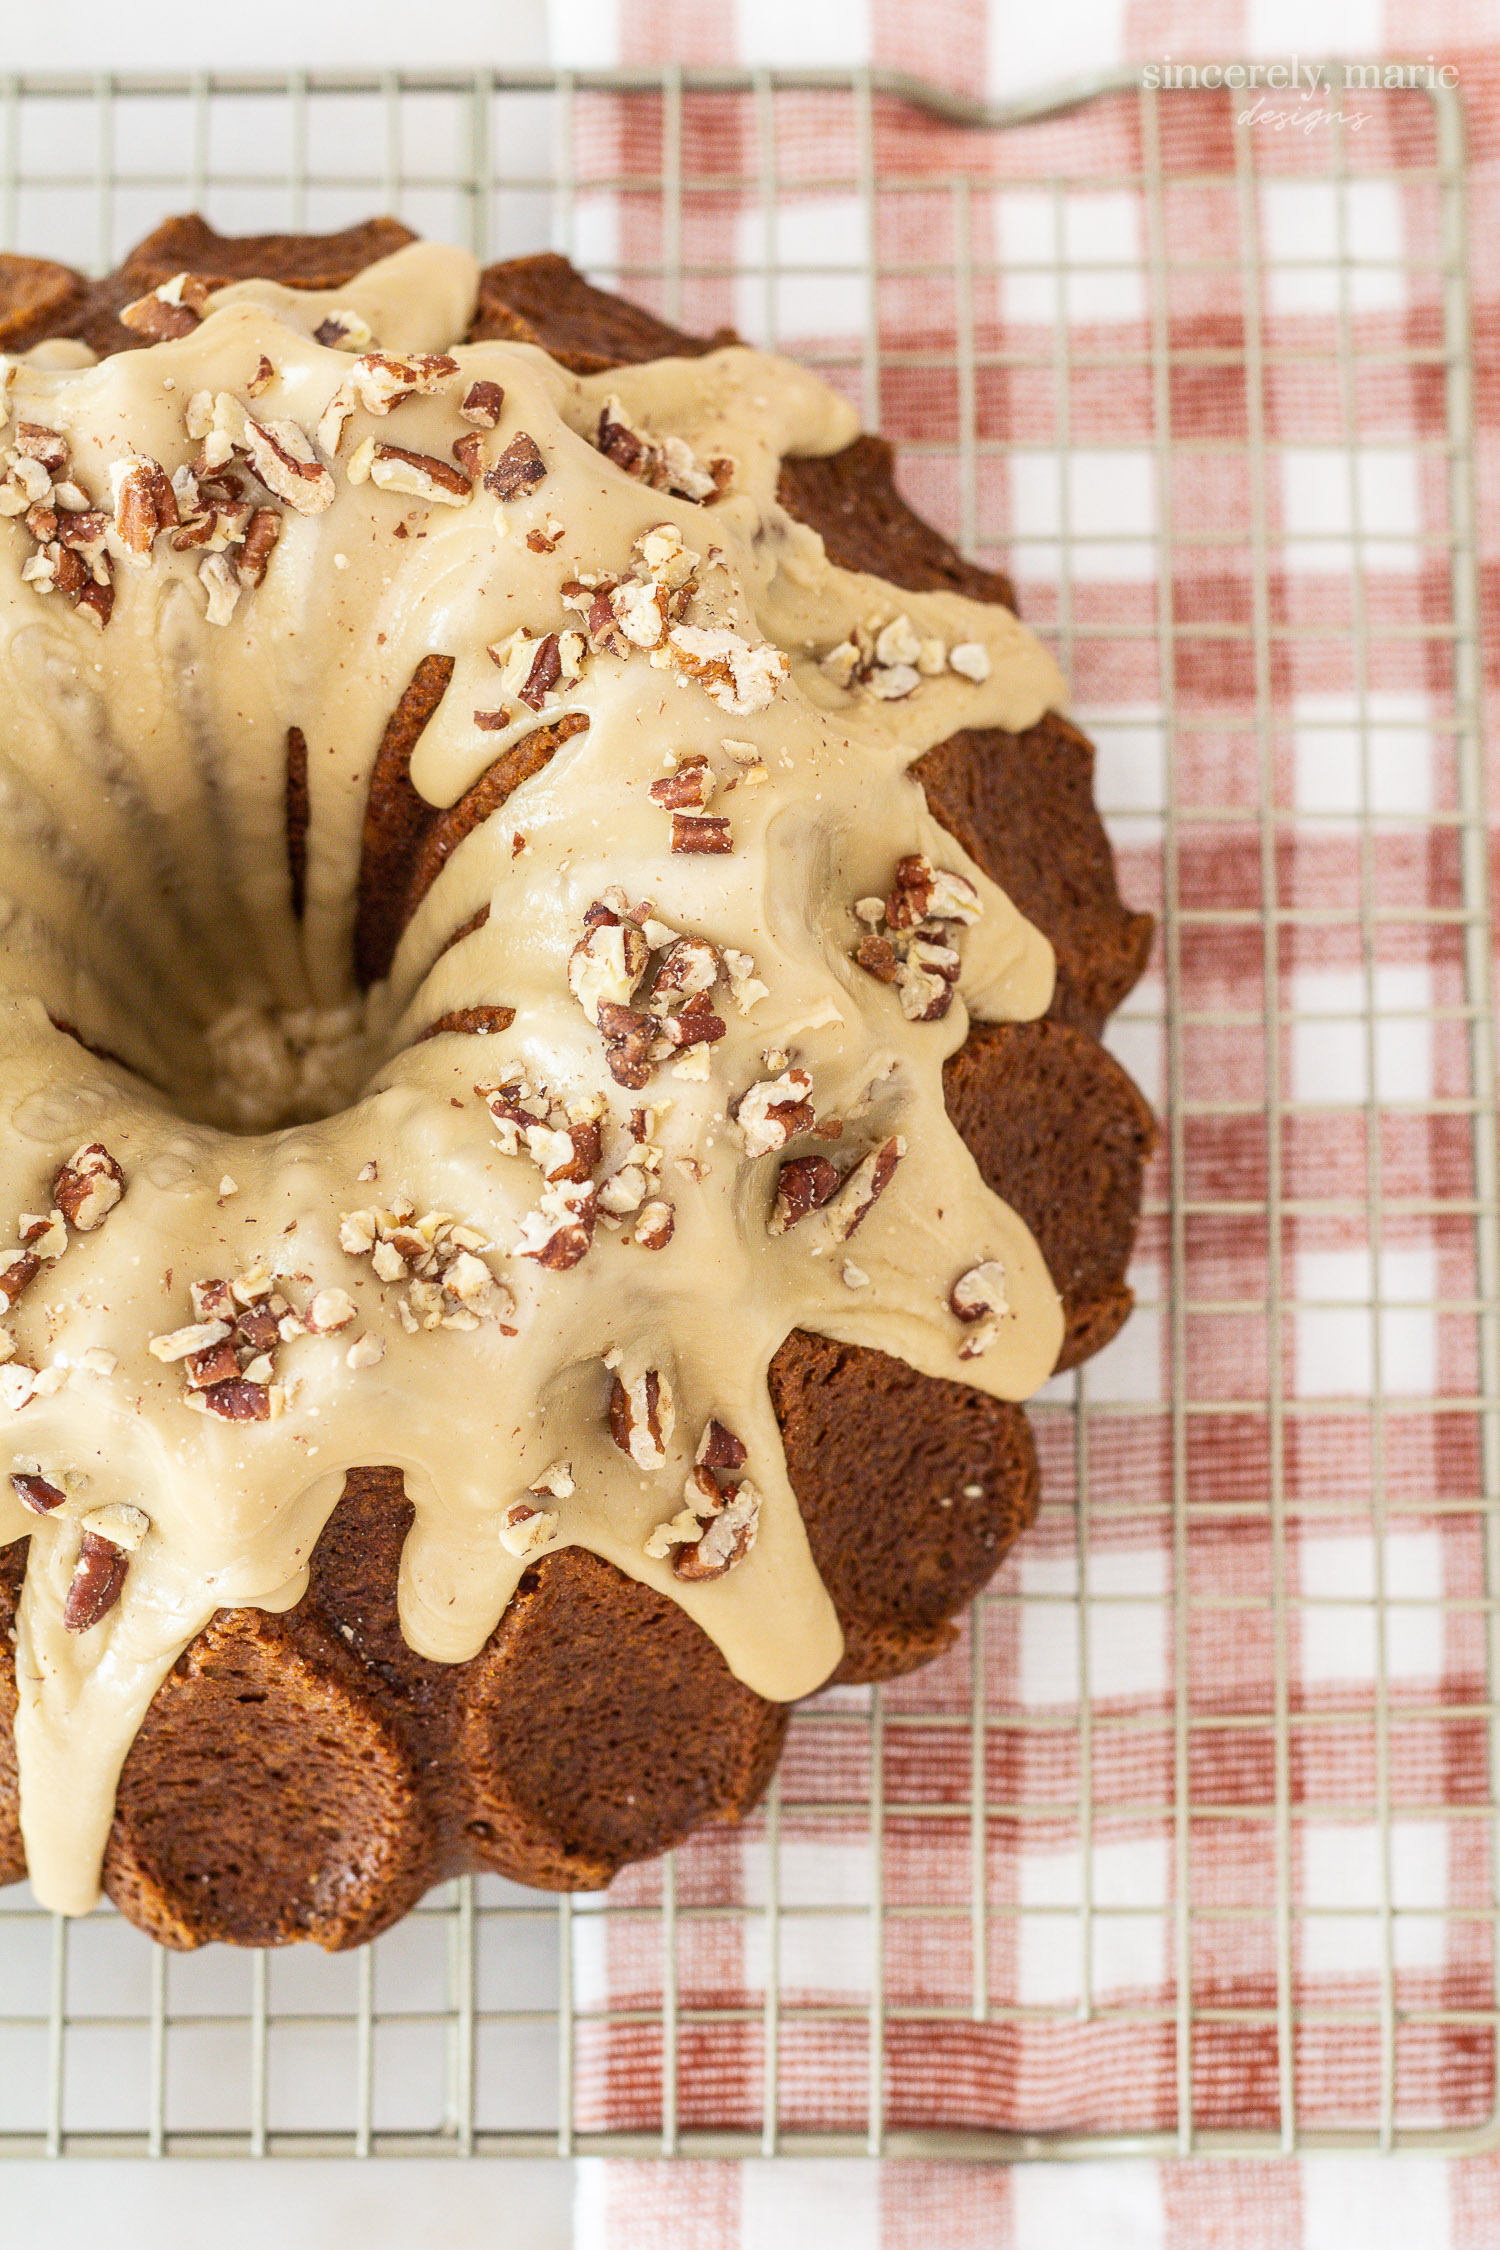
1141, 57, 1460, 134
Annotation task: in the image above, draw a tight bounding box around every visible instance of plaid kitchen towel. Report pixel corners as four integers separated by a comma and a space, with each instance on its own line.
545, 0, 1500, 2238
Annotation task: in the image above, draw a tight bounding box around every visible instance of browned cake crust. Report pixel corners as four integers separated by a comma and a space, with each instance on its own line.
0, 226, 1156, 1944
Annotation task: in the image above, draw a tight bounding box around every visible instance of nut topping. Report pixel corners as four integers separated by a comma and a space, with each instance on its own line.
769, 1154, 842, 1233
52, 1142, 125, 1231
347, 437, 474, 505
634, 1199, 676, 1250
498, 1500, 559, 1558
733, 1069, 815, 1158
459, 380, 506, 427
63, 1529, 129, 1632
820, 1135, 905, 1243
484, 430, 548, 499
0, 1252, 41, 1313
119, 272, 211, 339
110, 455, 179, 561
240, 414, 335, 514
609, 1367, 675, 1471
670, 813, 732, 855
649, 754, 715, 811
11, 1470, 65, 1515
950, 1260, 1010, 1358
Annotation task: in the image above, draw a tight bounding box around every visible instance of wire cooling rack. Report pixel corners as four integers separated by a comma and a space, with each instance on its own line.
0, 63, 1495, 2162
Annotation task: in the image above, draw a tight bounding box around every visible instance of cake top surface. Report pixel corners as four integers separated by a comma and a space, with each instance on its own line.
0, 240, 1067, 1914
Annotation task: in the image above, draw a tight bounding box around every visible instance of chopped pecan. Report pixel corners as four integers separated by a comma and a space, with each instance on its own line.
770, 1154, 841, 1232
349, 438, 473, 505
517, 632, 562, 711
822, 1135, 904, 1242
111, 456, 179, 559
514, 1180, 598, 1269
247, 355, 275, 397
459, 379, 505, 428
634, 1199, 675, 1250
242, 416, 335, 514
198, 1377, 273, 1422
569, 913, 649, 1022
596, 1001, 654, 1090
0, 1252, 41, 1313
11, 1470, 65, 1515
664, 625, 787, 716
670, 813, 732, 855
696, 1418, 748, 1472
119, 272, 210, 339
63, 1530, 129, 1631
234, 1305, 281, 1355
184, 1339, 240, 1390
74, 575, 115, 631
235, 506, 282, 589
649, 755, 715, 811
313, 309, 375, 351
15, 422, 69, 473
498, 1499, 559, 1558
190, 1277, 234, 1321
661, 992, 726, 1049
548, 1121, 602, 1184
484, 430, 547, 499
673, 1484, 761, 1581
950, 1260, 1010, 1358
451, 432, 485, 480
855, 932, 900, 983
733, 1069, 815, 1158
651, 935, 719, 999
609, 1367, 675, 1471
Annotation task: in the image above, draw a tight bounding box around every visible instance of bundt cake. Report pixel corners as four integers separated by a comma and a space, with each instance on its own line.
0, 216, 1154, 1947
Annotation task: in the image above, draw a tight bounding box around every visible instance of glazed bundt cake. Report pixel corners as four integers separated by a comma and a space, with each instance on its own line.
0, 217, 1154, 1946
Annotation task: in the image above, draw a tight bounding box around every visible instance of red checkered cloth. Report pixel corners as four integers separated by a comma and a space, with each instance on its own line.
556, 2, 1500, 2238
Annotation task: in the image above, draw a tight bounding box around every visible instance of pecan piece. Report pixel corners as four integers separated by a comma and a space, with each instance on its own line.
516, 632, 562, 711
242, 416, 335, 514
733, 1070, 815, 1158
673, 1484, 761, 1582
854, 932, 900, 983
823, 1135, 904, 1242
184, 1339, 240, 1390
769, 1154, 841, 1233
696, 1418, 747, 1472
63, 1530, 129, 1632
198, 1377, 273, 1422
670, 813, 732, 855
661, 992, 725, 1049
596, 1002, 654, 1090
15, 423, 68, 475
11, 1470, 65, 1515
235, 505, 282, 589
111, 455, 179, 561
649, 755, 715, 811
0, 1252, 40, 1313
609, 1368, 675, 1471
119, 272, 210, 339
634, 1199, 675, 1250
349, 438, 473, 505
484, 430, 547, 500
514, 1180, 598, 1269
459, 379, 505, 428
53, 1142, 125, 1231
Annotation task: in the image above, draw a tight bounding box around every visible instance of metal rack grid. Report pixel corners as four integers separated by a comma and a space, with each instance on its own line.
0, 63, 1495, 2160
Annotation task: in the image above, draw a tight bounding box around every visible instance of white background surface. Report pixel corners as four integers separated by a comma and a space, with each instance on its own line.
3, 0, 1472, 2240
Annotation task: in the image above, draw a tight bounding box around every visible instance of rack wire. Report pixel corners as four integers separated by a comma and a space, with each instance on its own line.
0, 62, 1495, 2160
